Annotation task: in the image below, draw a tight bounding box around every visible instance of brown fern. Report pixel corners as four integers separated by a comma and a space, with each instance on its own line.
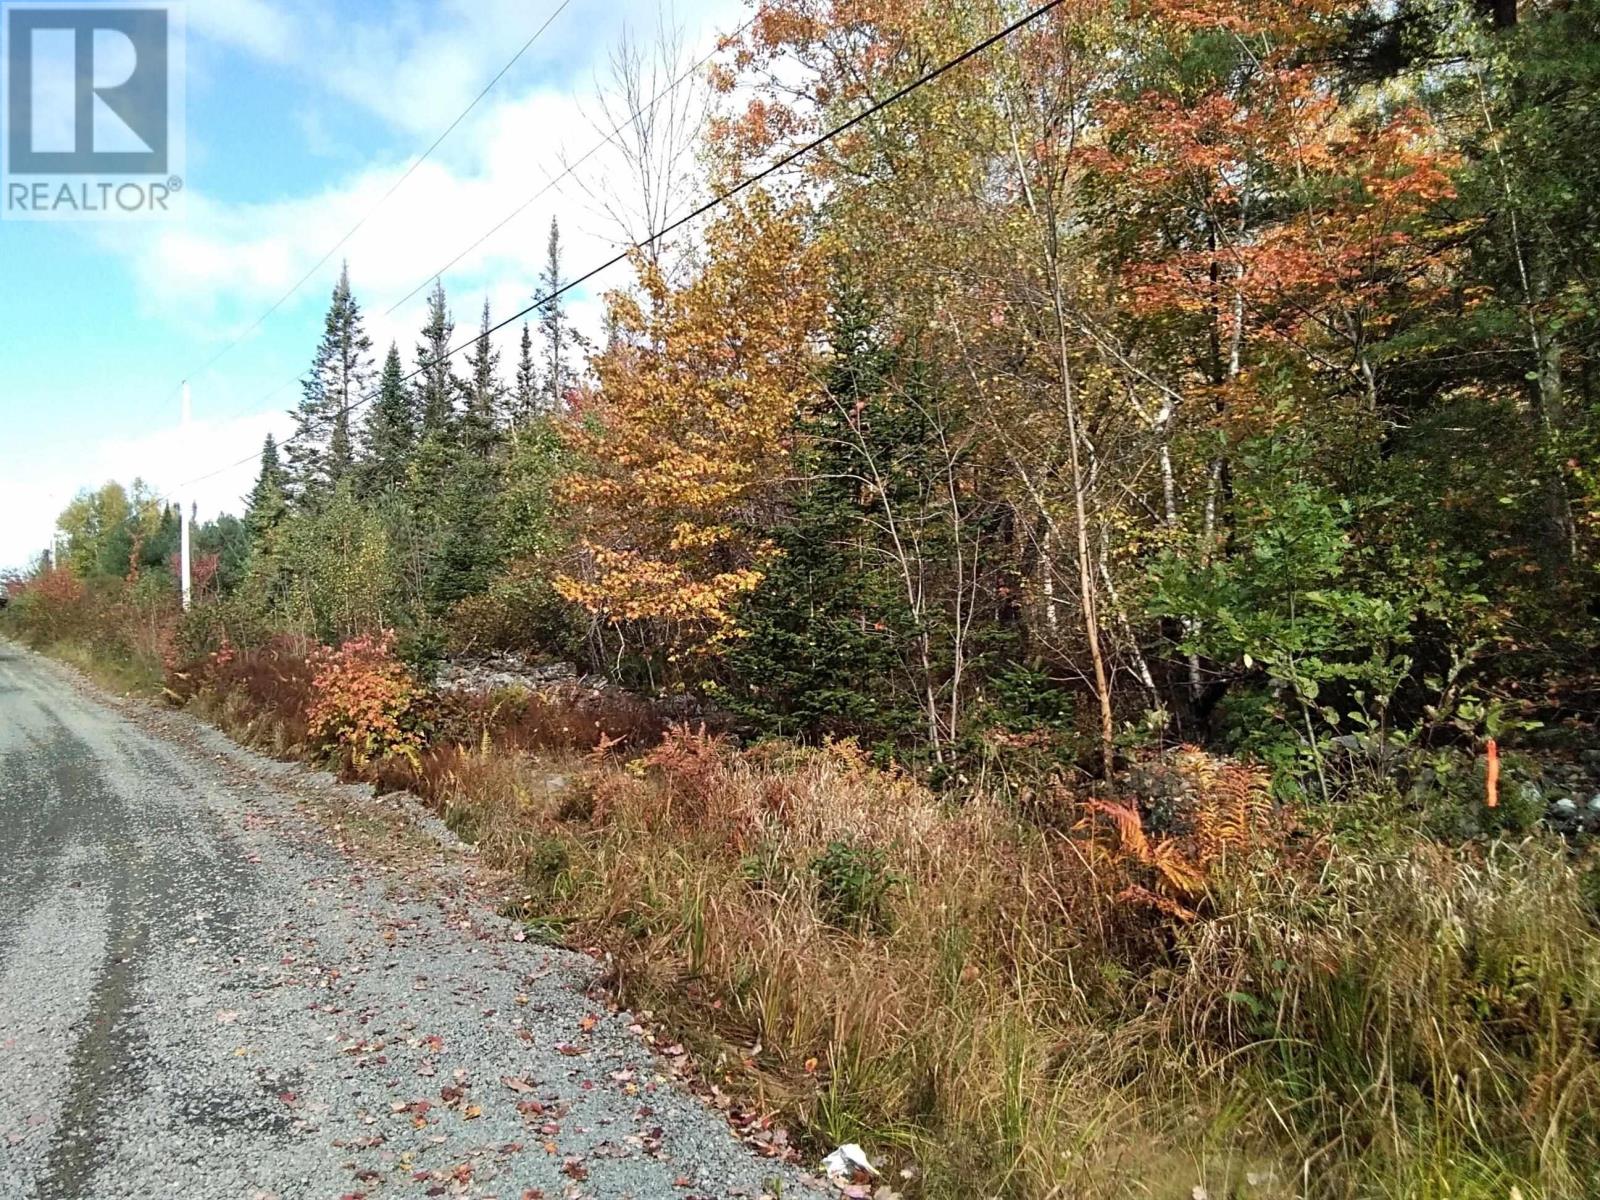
1082, 799, 1206, 910
1083, 749, 1277, 923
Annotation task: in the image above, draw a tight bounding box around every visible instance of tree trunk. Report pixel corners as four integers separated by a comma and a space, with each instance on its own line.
1047, 258, 1115, 777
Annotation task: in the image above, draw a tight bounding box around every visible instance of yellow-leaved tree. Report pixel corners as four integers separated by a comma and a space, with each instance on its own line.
556, 192, 823, 678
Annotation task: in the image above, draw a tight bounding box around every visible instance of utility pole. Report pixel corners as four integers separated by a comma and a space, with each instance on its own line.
180, 381, 192, 611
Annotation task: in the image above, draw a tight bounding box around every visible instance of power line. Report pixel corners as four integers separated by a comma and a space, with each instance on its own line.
199, 9, 756, 435
181, 0, 576, 385
175, 0, 1068, 493
383, 11, 759, 318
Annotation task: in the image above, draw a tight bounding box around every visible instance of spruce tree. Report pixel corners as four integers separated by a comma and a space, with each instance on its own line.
360, 342, 416, 495
539, 217, 578, 409
288, 263, 373, 505
514, 321, 538, 424
243, 434, 289, 545
415, 280, 457, 438
408, 284, 475, 612
725, 289, 910, 737
460, 298, 505, 458
426, 454, 502, 611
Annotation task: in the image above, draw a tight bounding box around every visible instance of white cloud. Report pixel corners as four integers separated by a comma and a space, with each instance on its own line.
108, 92, 634, 387
190, 0, 297, 63
114, 4, 751, 406
190, 0, 750, 151
6, 0, 754, 571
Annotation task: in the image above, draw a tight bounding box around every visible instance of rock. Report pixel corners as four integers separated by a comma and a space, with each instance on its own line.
434, 657, 581, 697
1545, 794, 1596, 838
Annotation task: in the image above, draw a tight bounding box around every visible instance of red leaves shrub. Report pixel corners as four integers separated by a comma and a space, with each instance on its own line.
6, 566, 91, 644
30, 564, 88, 607
307, 630, 428, 771
193, 635, 316, 741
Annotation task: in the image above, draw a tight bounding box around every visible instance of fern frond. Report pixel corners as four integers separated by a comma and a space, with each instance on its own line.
1085, 799, 1151, 861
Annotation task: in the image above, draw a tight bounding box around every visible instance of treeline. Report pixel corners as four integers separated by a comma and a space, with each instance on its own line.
215, 216, 580, 654
35, 0, 1600, 789
13, 10, 1600, 1188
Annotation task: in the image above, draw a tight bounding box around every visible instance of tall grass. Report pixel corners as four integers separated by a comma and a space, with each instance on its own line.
20, 605, 1597, 1199
425, 731, 1600, 1200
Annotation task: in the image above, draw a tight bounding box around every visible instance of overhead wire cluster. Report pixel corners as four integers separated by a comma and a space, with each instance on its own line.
166, 0, 1069, 498
183, 0, 577, 388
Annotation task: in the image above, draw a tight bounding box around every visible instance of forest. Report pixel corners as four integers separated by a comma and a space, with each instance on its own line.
6, 1, 1600, 1196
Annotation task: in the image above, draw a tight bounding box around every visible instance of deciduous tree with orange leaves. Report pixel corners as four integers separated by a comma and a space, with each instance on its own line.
555, 192, 825, 678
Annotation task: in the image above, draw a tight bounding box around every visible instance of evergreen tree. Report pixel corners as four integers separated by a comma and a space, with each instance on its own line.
143, 502, 181, 575
409, 282, 462, 596
539, 217, 579, 409
415, 280, 458, 438
724, 291, 916, 739
514, 321, 538, 424
460, 298, 505, 458
287, 263, 373, 505
426, 454, 502, 612
195, 513, 251, 593
360, 343, 416, 495
243, 434, 289, 545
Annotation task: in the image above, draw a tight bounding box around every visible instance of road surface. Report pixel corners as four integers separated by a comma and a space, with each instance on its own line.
0, 642, 811, 1200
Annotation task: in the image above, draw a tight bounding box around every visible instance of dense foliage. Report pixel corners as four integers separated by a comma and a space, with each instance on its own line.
7, 3, 1600, 1196
24, 1, 1600, 774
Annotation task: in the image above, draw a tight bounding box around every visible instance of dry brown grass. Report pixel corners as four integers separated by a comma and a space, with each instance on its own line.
448, 684, 670, 755
412, 729, 1600, 1200
184, 637, 317, 757
157, 641, 1600, 1200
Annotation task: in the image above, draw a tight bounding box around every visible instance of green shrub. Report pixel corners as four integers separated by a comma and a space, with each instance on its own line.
811, 839, 901, 933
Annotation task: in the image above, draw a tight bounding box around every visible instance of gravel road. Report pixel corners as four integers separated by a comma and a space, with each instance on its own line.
0, 642, 819, 1200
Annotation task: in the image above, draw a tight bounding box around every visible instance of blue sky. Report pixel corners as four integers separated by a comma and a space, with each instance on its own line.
0, 0, 742, 569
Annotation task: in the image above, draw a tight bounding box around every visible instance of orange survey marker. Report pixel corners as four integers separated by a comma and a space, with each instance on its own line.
1485, 737, 1500, 809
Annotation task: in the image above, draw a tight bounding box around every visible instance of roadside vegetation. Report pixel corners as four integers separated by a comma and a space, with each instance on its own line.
7, 1, 1600, 1196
